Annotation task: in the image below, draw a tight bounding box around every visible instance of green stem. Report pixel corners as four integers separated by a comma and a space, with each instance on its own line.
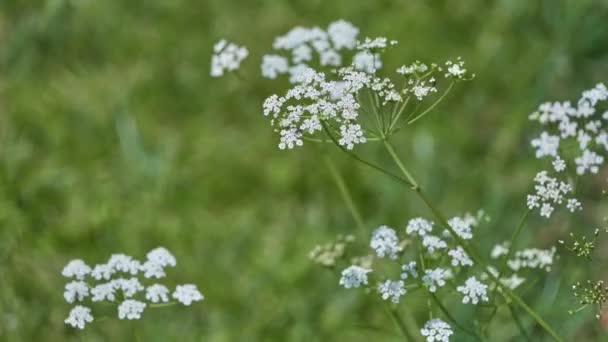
324, 155, 366, 234
382, 140, 418, 188
388, 308, 416, 341
407, 82, 454, 125
508, 304, 532, 341
429, 293, 482, 341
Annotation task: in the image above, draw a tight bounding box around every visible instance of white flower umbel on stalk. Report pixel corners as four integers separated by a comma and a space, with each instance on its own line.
339, 265, 372, 289
263, 20, 359, 82
64, 281, 89, 303
445, 216, 474, 240
401, 261, 418, 280
370, 225, 402, 259
258, 22, 469, 150
146, 284, 170, 303
173, 284, 204, 305
448, 246, 473, 267
422, 235, 448, 253
62, 260, 91, 280
118, 300, 146, 320
378, 279, 406, 303
64, 306, 93, 330
529, 84, 608, 178
507, 247, 556, 272
422, 268, 452, 293
457, 276, 489, 305
406, 217, 434, 236
210, 40, 249, 77
527, 170, 578, 217
62, 247, 204, 330
420, 318, 453, 342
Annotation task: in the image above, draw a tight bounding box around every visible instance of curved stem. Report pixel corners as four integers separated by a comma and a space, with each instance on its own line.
324, 155, 366, 234
508, 304, 532, 341
407, 82, 454, 125
429, 293, 482, 341
388, 308, 416, 341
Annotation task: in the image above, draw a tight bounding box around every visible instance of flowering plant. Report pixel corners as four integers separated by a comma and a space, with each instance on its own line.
62, 247, 204, 330
211, 19, 608, 341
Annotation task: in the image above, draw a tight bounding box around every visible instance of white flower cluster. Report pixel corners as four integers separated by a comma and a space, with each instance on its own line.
370, 225, 402, 259
406, 217, 434, 236
422, 268, 452, 293
507, 247, 556, 272
62, 247, 204, 329
420, 318, 453, 342
262, 20, 360, 82
526, 171, 578, 218
456, 276, 489, 304
258, 20, 469, 151
339, 265, 372, 289
530, 84, 608, 176
378, 279, 407, 303
210, 40, 249, 77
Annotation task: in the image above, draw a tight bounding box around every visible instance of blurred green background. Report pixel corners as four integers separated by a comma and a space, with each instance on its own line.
2, 0, 608, 341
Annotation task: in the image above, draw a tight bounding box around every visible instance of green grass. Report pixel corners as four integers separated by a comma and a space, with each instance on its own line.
1, 0, 608, 340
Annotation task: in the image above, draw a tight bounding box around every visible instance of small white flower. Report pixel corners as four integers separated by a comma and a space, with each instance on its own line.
406, 218, 434, 236
327, 20, 359, 49
91, 264, 113, 280
446, 216, 474, 240
566, 198, 582, 212
422, 268, 451, 293
370, 225, 401, 259
211, 40, 249, 77
507, 247, 556, 272
339, 265, 372, 289
500, 274, 526, 290
62, 260, 91, 280
448, 247, 473, 267
378, 280, 406, 303
145, 284, 170, 303
552, 157, 566, 172
91, 283, 116, 302
118, 300, 146, 320
490, 243, 509, 259
540, 203, 554, 218
108, 254, 140, 275
146, 247, 177, 267
141, 260, 167, 279
420, 318, 453, 342
422, 235, 448, 253
173, 284, 204, 305
64, 281, 89, 303
457, 276, 489, 305
112, 277, 144, 298
353, 51, 381, 73
530, 132, 560, 158
575, 149, 604, 175
261, 55, 289, 79
401, 261, 418, 280
64, 305, 93, 329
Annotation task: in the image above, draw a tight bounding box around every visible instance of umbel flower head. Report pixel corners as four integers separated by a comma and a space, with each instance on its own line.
256, 20, 472, 151
61, 247, 204, 330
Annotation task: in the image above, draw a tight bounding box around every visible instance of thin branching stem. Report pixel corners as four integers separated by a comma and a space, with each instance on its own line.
407, 82, 454, 125
323, 155, 366, 234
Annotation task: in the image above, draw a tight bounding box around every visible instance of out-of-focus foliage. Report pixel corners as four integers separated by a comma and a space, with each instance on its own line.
1, 0, 608, 340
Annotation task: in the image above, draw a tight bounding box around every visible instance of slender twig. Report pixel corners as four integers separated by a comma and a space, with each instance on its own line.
407, 82, 454, 125
324, 155, 366, 234
429, 293, 482, 341
508, 304, 532, 341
